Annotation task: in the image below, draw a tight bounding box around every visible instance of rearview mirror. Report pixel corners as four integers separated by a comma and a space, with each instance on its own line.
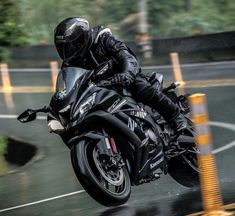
17, 109, 37, 123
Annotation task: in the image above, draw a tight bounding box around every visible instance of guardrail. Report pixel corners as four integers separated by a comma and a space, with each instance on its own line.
1, 53, 235, 110
0, 53, 186, 109
9, 31, 235, 66
0, 61, 59, 109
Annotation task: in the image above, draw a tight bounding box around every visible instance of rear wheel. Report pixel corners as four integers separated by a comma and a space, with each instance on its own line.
71, 139, 131, 206
168, 118, 200, 188
168, 151, 199, 187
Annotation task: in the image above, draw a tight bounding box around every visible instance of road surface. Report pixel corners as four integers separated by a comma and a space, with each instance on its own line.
0, 61, 235, 215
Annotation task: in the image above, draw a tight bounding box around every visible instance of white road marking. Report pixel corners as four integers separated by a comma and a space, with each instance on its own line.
6, 60, 235, 72
209, 121, 235, 132
0, 114, 46, 120
0, 114, 17, 119
142, 60, 235, 70
36, 116, 47, 120
0, 190, 85, 213
7, 68, 51, 72
209, 121, 235, 154
213, 140, 235, 154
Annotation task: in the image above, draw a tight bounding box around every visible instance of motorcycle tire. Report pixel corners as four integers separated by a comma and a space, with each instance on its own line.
168, 153, 199, 188
168, 118, 200, 188
71, 139, 131, 207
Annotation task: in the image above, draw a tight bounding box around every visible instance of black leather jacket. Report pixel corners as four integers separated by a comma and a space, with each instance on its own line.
62, 26, 140, 80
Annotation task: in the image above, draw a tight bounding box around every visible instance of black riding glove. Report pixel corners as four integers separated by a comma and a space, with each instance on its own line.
111, 73, 135, 86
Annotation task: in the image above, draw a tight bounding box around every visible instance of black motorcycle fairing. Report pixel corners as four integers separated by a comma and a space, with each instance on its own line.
60, 81, 166, 182
126, 108, 159, 132
71, 111, 142, 150
93, 87, 163, 145
71, 86, 123, 120
72, 84, 159, 131
95, 88, 124, 110
68, 131, 106, 144
114, 110, 166, 179
71, 84, 98, 119
68, 108, 167, 182
68, 130, 114, 156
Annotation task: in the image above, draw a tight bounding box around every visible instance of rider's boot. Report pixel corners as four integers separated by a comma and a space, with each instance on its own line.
131, 76, 187, 133
169, 113, 187, 133
150, 93, 187, 133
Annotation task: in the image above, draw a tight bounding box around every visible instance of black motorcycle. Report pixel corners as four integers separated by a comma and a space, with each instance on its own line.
18, 61, 199, 207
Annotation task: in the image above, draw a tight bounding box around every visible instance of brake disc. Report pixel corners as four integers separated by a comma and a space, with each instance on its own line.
93, 148, 124, 186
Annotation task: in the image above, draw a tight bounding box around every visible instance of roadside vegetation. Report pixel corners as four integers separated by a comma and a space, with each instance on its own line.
0, 0, 234, 60
0, 136, 7, 175
0, 136, 7, 155
0, 1, 28, 61
20, 0, 235, 43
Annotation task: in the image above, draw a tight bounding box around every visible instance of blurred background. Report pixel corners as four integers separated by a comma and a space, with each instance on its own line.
2, 0, 235, 43
0, 1, 235, 216
0, 0, 235, 65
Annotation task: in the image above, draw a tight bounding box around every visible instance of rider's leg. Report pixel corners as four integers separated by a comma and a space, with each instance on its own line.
130, 75, 187, 132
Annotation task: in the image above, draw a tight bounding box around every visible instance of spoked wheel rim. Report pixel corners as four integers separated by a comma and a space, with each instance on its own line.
93, 149, 124, 186
85, 141, 128, 195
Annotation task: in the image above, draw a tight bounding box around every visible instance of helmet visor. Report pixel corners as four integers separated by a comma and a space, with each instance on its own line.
56, 34, 87, 61
56, 42, 76, 61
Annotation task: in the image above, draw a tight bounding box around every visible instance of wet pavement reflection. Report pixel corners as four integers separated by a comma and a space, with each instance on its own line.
99, 205, 160, 216
0, 63, 235, 215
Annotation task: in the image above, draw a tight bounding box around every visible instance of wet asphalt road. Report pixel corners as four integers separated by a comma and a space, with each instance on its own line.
0, 61, 235, 216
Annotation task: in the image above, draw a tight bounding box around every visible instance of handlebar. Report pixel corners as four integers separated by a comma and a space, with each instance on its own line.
163, 82, 181, 93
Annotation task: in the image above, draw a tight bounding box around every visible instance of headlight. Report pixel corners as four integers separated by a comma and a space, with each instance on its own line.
78, 92, 97, 115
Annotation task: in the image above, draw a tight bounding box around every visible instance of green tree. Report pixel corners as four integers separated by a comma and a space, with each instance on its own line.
99, 0, 138, 39
148, 0, 235, 38
20, 0, 138, 42
21, 0, 95, 44
0, 0, 28, 61
18, 0, 235, 44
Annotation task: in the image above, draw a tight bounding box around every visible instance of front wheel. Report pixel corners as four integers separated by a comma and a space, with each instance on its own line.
71, 139, 131, 207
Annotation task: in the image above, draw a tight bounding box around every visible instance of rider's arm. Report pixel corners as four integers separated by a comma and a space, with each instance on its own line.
100, 33, 140, 80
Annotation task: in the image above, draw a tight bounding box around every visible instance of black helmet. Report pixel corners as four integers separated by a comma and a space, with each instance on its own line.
54, 17, 92, 62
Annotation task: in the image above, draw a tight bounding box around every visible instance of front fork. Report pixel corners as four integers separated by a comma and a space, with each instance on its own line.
97, 132, 124, 170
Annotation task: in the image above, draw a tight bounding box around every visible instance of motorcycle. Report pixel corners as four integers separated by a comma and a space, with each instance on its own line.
18, 61, 199, 207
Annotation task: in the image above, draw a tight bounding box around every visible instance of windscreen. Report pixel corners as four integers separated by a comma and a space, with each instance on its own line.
56, 67, 88, 94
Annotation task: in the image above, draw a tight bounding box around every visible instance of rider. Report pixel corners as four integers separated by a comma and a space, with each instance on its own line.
52, 17, 187, 133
